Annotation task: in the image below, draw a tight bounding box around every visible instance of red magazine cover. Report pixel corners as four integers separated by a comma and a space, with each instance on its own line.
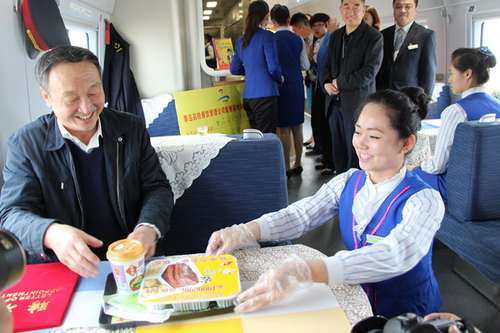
0, 262, 79, 332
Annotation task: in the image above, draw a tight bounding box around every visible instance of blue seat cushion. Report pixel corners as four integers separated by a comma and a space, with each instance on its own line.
437, 213, 500, 282
446, 121, 500, 221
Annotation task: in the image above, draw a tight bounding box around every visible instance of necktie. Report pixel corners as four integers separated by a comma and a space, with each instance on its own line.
393, 28, 404, 60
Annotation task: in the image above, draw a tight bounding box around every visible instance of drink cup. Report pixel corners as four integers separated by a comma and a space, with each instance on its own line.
106, 239, 146, 294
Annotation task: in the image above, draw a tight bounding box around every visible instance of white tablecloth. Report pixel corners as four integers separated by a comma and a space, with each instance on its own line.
150, 134, 234, 202
405, 119, 440, 170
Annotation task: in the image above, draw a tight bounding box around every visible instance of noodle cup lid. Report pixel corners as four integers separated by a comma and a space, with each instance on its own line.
107, 239, 145, 262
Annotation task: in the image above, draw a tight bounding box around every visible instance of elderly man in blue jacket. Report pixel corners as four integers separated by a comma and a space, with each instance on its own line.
0, 46, 173, 277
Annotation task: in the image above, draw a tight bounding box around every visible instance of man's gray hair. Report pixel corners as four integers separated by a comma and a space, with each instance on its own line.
35, 46, 101, 90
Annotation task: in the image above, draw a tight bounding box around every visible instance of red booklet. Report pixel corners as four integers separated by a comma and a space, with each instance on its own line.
0, 262, 79, 332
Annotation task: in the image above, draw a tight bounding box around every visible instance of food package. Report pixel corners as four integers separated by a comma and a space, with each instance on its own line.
138, 254, 241, 312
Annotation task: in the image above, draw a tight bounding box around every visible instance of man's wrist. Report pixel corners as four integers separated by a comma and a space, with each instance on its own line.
135, 223, 161, 240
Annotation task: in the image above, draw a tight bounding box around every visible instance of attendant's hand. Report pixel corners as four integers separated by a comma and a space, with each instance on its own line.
44, 223, 102, 278
127, 225, 158, 258
234, 258, 313, 312
0, 298, 12, 333
424, 313, 468, 333
206, 222, 260, 255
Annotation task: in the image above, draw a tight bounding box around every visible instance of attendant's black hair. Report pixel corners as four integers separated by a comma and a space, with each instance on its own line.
451, 47, 497, 85
356, 89, 423, 139
270, 4, 290, 26
243, 1, 269, 48
400, 86, 431, 120
290, 12, 309, 27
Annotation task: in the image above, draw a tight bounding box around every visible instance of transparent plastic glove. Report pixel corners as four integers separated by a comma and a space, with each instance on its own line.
234, 258, 313, 312
205, 223, 260, 255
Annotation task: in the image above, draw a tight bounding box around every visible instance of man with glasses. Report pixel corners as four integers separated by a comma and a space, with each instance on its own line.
376, 0, 437, 96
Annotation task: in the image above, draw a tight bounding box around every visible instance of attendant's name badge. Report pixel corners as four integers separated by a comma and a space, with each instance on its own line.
408, 43, 419, 50
366, 234, 384, 245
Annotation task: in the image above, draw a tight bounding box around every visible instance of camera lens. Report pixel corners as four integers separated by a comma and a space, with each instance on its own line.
0, 230, 26, 291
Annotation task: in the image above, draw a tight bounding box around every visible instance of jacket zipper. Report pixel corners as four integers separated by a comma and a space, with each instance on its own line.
66, 144, 85, 229
116, 137, 127, 227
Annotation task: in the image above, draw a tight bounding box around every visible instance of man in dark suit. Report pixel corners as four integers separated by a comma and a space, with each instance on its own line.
322, 0, 383, 173
376, 0, 437, 96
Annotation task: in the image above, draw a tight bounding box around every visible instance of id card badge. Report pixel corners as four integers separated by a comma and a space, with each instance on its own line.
366, 234, 384, 245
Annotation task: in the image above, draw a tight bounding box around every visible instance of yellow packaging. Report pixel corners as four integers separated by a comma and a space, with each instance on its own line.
138, 255, 240, 308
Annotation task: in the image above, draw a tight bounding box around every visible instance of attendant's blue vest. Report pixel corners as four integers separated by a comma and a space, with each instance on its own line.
338, 170, 441, 318
456, 92, 500, 120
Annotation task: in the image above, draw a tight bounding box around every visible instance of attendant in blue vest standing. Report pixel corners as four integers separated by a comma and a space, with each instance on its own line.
230, 0, 282, 133
414, 47, 500, 201
270, 5, 309, 177
207, 90, 445, 318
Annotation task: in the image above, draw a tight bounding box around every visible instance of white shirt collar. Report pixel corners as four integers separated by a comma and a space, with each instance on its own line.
57, 119, 102, 153
461, 86, 487, 99
396, 21, 414, 33
352, 167, 407, 237
275, 26, 290, 32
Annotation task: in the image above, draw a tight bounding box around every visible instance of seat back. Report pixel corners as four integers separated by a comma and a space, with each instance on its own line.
160, 134, 288, 254
446, 121, 500, 222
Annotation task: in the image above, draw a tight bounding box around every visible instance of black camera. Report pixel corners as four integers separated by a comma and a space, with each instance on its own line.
0, 230, 26, 291
352, 313, 470, 333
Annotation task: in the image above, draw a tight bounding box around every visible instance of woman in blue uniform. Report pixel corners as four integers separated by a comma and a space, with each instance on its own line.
414, 47, 500, 201
230, 0, 282, 133
271, 4, 309, 176
206, 89, 445, 318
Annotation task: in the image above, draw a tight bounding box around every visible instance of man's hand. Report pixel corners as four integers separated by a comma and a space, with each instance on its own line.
324, 83, 338, 96
44, 223, 102, 278
0, 298, 12, 333
127, 225, 157, 258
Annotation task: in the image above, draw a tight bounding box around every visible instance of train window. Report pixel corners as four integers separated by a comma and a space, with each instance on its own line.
472, 15, 500, 96
199, 0, 246, 77
66, 23, 98, 56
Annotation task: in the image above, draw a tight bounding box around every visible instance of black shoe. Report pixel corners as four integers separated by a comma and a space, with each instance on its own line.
320, 167, 334, 176
305, 149, 321, 156
305, 144, 314, 150
286, 166, 303, 177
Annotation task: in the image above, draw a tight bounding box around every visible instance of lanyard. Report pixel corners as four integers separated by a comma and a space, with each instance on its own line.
351, 173, 411, 249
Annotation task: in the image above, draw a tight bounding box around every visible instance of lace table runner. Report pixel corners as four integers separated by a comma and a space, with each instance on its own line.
150, 134, 234, 202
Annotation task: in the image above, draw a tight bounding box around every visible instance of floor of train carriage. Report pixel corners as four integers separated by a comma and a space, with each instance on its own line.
289, 115, 500, 333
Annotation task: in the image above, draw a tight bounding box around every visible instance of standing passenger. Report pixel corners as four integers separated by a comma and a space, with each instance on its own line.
414, 47, 500, 201
322, 0, 383, 173
376, 0, 437, 96
207, 90, 445, 318
271, 5, 309, 177
230, 0, 282, 133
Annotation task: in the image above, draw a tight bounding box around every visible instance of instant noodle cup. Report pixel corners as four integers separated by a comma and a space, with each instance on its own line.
107, 239, 146, 294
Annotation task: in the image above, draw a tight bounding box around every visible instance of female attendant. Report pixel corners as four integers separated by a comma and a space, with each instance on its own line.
230, 0, 282, 133
207, 89, 445, 318
415, 47, 500, 200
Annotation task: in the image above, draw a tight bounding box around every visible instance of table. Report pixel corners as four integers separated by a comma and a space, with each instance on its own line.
44, 245, 372, 333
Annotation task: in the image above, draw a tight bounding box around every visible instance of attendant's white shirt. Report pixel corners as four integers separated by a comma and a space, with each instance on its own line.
420, 86, 487, 174
57, 118, 162, 239
312, 35, 325, 63
256, 168, 444, 286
